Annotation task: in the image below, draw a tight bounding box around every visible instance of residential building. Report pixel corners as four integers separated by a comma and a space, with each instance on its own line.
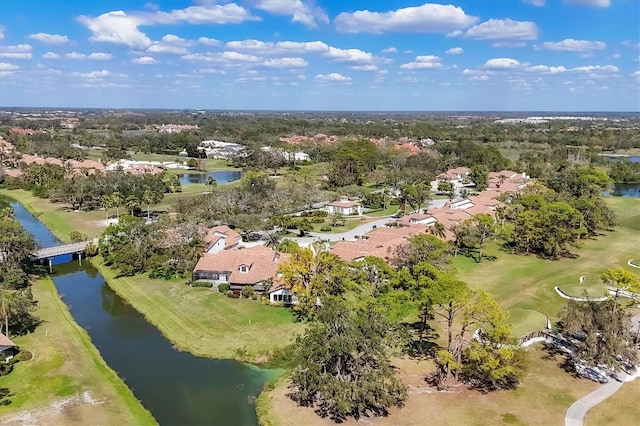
193, 246, 290, 292
204, 225, 242, 254
325, 198, 363, 216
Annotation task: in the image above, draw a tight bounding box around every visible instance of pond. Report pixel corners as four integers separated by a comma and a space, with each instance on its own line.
602, 154, 640, 163
12, 202, 278, 426
610, 183, 640, 197
178, 170, 243, 185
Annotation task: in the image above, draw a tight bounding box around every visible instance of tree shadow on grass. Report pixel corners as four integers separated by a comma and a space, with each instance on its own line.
0, 388, 13, 406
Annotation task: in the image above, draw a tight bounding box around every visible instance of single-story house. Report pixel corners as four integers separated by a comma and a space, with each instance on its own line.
204, 225, 242, 254
398, 213, 437, 227
325, 199, 363, 216
193, 246, 290, 292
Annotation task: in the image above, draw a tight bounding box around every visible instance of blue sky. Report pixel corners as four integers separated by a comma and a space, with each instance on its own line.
0, 0, 638, 111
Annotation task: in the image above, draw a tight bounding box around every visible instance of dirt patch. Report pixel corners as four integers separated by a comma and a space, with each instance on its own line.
0, 391, 105, 425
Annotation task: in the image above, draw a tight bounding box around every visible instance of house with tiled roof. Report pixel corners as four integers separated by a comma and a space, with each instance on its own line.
398, 213, 437, 227
193, 246, 290, 292
0, 331, 16, 354
330, 226, 428, 262
204, 225, 242, 254
325, 198, 363, 216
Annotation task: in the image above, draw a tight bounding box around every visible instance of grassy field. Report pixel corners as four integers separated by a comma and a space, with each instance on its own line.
258, 346, 600, 426
93, 258, 304, 362
454, 197, 640, 323
505, 309, 549, 337
585, 380, 640, 426
0, 277, 155, 425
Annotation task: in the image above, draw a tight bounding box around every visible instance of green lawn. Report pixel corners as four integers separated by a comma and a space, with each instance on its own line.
557, 274, 608, 298
0, 277, 155, 424
93, 258, 304, 362
365, 205, 400, 218
455, 197, 640, 324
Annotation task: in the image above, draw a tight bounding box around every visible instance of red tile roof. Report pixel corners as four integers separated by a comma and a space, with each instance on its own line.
0, 332, 16, 347
204, 225, 242, 249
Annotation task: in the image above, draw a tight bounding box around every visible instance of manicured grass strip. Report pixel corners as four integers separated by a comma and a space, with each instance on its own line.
93, 258, 304, 361
0, 277, 155, 424
506, 309, 549, 337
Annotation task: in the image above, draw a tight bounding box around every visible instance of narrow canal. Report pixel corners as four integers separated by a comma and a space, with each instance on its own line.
12, 202, 279, 425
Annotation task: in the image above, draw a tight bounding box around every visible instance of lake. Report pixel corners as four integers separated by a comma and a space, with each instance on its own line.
611, 183, 640, 197
178, 170, 243, 185
12, 201, 278, 426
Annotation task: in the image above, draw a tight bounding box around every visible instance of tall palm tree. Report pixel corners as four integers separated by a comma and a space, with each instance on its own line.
430, 222, 446, 240
100, 194, 112, 221
0, 289, 18, 338
110, 191, 123, 219
142, 189, 154, 222
125, 195, 139, 216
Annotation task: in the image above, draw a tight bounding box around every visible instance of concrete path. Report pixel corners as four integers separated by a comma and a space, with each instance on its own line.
565, 368, 638, 426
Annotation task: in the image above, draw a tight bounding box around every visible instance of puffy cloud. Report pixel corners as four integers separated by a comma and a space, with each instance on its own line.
524, 0, 545, 5
132, 56, 156, 64
226, 39, 272, 51
0, 62, 19, 71
0, 44, 33, 60
536, 39, 606, 52
335, 3, 478, 34
524, 65, 567, 74
484, 57, 521, 69
221, 51, 260, 62
263, 57, 308, 68
466, 19, 538, 40
315, 72, 352, 82
382, 47, 398, 53
65, 52, 86, 60
400, 55, 444, 70
633, 71, 640, 78
69, 70, 111, 79
78, 11, 151, 49
88, 52, 112, 60
28, 33, 69, 45
147, 4, 259, 25
148, 34, 193, 55
445, 47, 464, 55
198, 37, 221, 47
42, 52, 61, 59
253, 0, 328, 29
564, 0, 610, 7
325, 46, 374, 64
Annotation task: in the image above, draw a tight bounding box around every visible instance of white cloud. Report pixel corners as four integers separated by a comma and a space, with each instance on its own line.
350, 64, 378, 71
78, 11, 151, 49
88, 52, 112, 60
253, 0, 328, 29
28, 33, 69, 45
132, 56, 156, 64
42, 52, 61, 59
263, 57, 308, 68
612, 53, 620, 59
622, 41, 640, 49
382, 47, 398, 53
632, 71, 640, 78
470, 75, 490, 81
226, 39, 271, 51
0, 63, 19, 71
466, 19, 538, 41
571, 65, 618, 72
523, 0, 545, 5
325, 46, 374, 64
199, 68, 226, 75
400, 55, 444, 70
147, 4, 259, 25
65, 52, 86, 60
536, 38, 606, 52
198, 37, 221, 47
0, 28, 4, 41
335, 4, 478, 34
564, 0, 610, 7
445, 47, 464, 55
70, 70, 111, 79
148, 34, 193, 55
484, 58, 521, 69
525, 65, 567, 74
315, 72, 352, 82
0, 44, 33, 60
221, 51, 260, 62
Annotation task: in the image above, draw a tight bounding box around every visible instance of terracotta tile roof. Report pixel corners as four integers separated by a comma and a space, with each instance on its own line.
328, 200, 361, 208
4, 169, 23, 178
204, 225, 242, 249
0, 332, 15, 347
194, 246, 290, 286
330, 226, 429, 262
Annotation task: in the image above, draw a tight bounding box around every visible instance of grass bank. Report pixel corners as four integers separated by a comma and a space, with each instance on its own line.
93, 257, 304, 362
0, 276, 155, 425
454, 197, 640, 323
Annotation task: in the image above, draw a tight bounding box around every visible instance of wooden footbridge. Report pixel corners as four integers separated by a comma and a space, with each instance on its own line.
34, 238, 98, 271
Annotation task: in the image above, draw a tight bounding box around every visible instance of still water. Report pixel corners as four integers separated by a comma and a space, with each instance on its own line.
178, 170, 243, 185
12, 202, 279, 425
611, 183, 640, 197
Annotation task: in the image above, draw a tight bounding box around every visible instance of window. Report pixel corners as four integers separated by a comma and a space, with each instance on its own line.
239, 265, 249, 273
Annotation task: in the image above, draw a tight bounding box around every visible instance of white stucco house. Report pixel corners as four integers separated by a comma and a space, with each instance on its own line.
325, 199, 363, 216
